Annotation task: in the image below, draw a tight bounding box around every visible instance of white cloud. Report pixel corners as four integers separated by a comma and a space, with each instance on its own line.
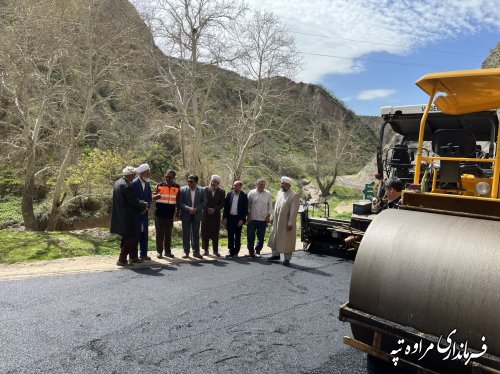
357, 89, 397, 101
246, 0, 500, 82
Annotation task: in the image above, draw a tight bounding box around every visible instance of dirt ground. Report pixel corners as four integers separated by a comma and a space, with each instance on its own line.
0, 242, 301, 282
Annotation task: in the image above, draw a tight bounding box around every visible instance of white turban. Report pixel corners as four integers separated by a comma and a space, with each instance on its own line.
281, 176, 293, 185
211, 175, 221, 183
136, 163, 150, 173
122, 166, 136, 176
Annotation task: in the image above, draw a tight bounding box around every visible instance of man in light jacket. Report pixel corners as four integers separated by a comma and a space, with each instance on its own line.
246, 178, 273, 258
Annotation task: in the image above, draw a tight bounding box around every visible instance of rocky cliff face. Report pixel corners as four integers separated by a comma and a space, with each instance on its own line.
482, 42, 500, 68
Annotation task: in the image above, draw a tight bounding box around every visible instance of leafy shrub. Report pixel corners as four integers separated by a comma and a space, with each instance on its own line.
65, 148, 141, 195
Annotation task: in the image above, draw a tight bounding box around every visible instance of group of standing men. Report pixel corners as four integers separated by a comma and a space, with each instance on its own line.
110, 164, 301, 266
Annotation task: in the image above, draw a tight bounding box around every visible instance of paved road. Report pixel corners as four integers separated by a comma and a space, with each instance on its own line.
0, 251, 400, 373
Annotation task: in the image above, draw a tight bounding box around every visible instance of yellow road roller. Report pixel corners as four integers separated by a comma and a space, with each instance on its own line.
339, 68, 500, 373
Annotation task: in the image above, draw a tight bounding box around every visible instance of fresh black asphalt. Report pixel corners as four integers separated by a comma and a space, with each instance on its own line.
0, 251, 402, 373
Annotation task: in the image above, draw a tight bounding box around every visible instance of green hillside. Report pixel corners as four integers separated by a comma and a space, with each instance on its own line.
0, 0, 378, 230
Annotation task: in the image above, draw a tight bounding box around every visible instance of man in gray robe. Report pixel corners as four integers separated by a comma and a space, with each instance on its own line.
268, 176, 301, 265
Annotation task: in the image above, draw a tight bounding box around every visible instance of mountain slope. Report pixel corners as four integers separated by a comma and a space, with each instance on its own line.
482, 42, 500, 68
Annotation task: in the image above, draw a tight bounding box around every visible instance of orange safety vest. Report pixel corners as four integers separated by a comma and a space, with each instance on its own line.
157, 185, 179, 205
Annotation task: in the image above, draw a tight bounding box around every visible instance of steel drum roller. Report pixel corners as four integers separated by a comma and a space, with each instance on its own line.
349, 209, 500, 356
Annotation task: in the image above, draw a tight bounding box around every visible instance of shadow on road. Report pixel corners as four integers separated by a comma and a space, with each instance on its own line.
285, 262, 332, 277
205, 260, 229, 267
130, 266, 175, 276
229, 256, 271, 265
187, 261, 205, 267
126, 250, 344, 278
306, 247, 356, 262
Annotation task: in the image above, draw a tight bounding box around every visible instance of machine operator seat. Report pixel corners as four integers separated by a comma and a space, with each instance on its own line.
431, 129, 477, 189
389, 144, 412, 183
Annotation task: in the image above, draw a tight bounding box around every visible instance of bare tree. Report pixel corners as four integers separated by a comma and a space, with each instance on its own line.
225, 10, 301, 182
136, 0, 246, 183
308, 113, 359, 197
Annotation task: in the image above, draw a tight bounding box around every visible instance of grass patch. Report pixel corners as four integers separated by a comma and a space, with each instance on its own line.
328, 185, 364, 208
329, 185, 364, 220
0, 168, 23, 192
0, 225, 273, 264
0, 229, 121, 264
0, 194, 54, 229
329, 211, 353, 220
306, 185, 364, 220
0, 195, 23, 229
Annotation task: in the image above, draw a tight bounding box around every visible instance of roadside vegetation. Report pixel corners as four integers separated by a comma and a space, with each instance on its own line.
0, 195, 23, 229
329, 185, 364, 219
0, 0, 373, 265
0, 229, 120, 264
304, 185, 364, 220
0, 227, 262, 265
0, 183, 361, 264
0, 0, 377, 233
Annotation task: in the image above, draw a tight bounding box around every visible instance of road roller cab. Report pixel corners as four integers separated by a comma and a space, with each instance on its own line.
300, 106, 433, 255
339, 68, 500, 373
300, 103, 499, 255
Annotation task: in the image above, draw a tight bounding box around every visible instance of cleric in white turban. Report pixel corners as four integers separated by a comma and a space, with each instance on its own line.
210, 175, 222, 183
132, 163, 153, 260
122, 166, 137, 176
136, 163, 150, 174
111, 166, 147, 266
268, 175, 300, 265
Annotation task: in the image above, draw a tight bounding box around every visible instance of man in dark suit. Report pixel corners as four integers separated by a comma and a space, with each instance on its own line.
179, 175, 207, 258
223, 181, 248, 258
132, 163, 153, 260
110, 166, 148, 266
201, 175, 225, 257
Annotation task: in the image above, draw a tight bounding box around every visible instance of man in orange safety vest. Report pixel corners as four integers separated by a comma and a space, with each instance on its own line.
153, 170, 180, 258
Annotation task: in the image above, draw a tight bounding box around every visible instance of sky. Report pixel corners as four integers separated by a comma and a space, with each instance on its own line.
247, 0, 500, 116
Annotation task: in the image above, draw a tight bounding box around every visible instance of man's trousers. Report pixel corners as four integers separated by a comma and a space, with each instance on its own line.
155, 216, 174, 255
247, 220, 267, 254
182, 217, 201, 254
